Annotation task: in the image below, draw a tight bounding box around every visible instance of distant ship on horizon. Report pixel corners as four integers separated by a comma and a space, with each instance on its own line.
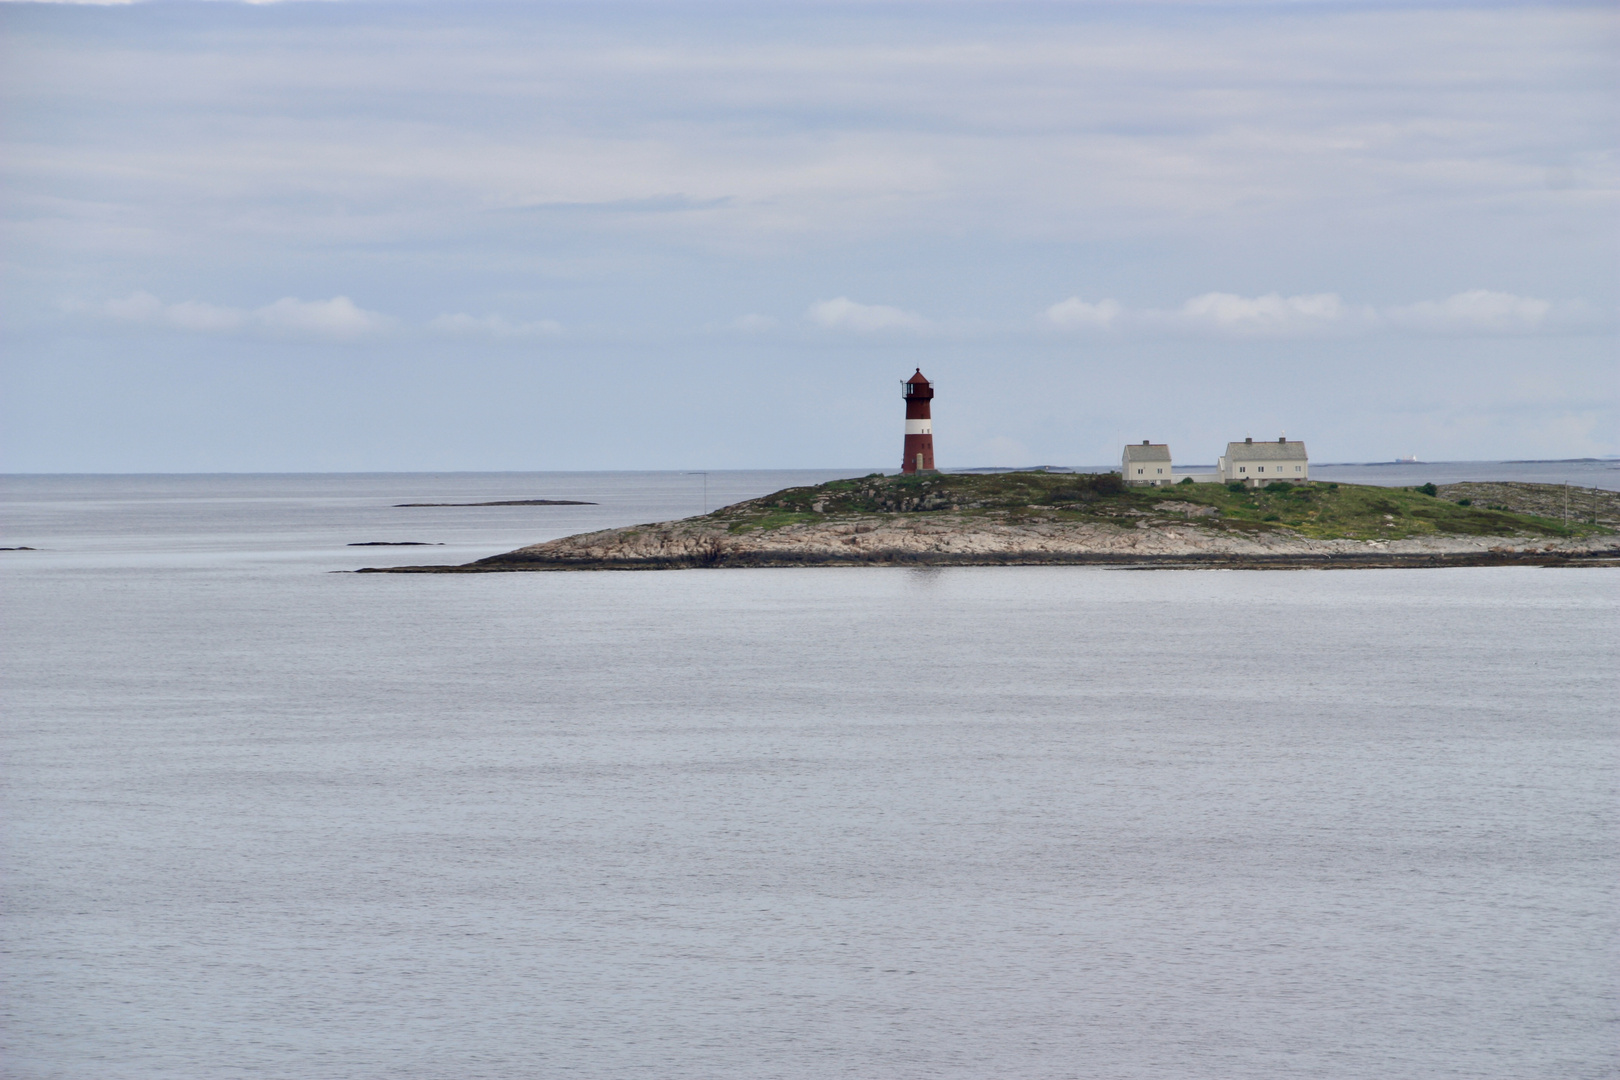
1394, 454, 1419, 463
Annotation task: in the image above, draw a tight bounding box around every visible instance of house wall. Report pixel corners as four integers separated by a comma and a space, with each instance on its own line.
1220, 455, 1309, 485
1124, 455, 1174, 486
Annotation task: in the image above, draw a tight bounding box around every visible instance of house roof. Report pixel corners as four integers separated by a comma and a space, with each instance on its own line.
1123, 443, 1172, 462
1225, 440, 1308, 461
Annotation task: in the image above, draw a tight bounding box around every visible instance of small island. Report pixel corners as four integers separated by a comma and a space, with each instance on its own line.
362, 473, 1619, 572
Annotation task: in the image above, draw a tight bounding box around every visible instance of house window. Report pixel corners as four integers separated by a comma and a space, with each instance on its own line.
1257, 466, 1265, 473
1136, 468, 1143, 474
1156, 468, 1163, 474
1295, 466, 1302, 472
1238, 466, 1246, 473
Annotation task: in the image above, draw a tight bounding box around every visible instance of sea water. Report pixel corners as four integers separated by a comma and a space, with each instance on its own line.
2, 471, 1616, 1079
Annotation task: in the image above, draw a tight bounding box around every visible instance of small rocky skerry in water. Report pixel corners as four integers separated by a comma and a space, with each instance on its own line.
348, 541, 445, 546
393, 499, 596, 507
361, 473, 1620, 573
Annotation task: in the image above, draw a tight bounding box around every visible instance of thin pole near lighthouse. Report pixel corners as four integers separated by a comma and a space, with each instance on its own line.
901, 369, 935, 474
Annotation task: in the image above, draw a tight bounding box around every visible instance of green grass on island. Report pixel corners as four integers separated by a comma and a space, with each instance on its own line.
709, 472, 1615, 543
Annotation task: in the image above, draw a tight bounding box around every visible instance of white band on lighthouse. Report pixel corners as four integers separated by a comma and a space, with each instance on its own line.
905, 419, 932, 435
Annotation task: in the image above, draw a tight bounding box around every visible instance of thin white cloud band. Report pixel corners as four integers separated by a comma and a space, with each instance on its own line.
73, 287, 1591, 343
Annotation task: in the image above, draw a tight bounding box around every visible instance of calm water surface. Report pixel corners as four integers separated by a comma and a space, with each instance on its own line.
3, 472, 1616, 1079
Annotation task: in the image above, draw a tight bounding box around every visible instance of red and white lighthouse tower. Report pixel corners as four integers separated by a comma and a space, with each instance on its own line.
901, 368, 935, 474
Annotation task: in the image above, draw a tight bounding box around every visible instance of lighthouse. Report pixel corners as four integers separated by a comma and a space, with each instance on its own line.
900, 368, 935, 474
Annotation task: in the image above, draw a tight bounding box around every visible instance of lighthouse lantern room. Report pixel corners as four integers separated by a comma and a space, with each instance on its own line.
900, 369, 935, 474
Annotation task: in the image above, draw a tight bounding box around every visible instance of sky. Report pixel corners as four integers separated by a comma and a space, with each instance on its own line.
1, 0, 1615, 472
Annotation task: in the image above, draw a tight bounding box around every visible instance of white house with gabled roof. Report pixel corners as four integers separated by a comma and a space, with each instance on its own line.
1219, 436, 1308, 486
1123, 440, 1173, 486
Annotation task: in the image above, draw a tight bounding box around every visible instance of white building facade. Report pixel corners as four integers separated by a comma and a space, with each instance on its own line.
1123, 440, 1173, 486
1218, 437, 1309, 486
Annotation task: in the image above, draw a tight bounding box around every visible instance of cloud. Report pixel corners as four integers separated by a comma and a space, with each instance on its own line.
102, 291, 182, 322
1174, 292, 1368, 336
1383, 290, 1553, 334
102, 291, 246, 332
429, 313, 562, 340
94, 291, 393, 341
1041, 289, 1581, 338
161, 299, 249, 333
806, 297, 929, 333
1045, 297, 1121, 330
1041, 290, 1366, 337
726, 313, 779, 333
255, 296, 394, 340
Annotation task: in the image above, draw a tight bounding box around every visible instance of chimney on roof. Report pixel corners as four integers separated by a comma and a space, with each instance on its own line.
1142, 439, 1150, 445
1245, 437, 1253, 444
1279, 435, 1286, 443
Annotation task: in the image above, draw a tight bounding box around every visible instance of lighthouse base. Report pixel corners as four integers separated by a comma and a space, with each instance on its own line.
901, 435, 936, 475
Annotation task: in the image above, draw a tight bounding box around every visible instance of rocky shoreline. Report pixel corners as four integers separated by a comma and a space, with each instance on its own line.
371, 549, 1620, 573
362, 481, 1620, 573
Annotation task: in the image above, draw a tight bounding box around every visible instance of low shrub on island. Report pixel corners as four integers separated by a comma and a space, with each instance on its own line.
711, 472, 1613, 545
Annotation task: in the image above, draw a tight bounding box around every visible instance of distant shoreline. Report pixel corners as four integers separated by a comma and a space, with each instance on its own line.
2, 458, 1617, 480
